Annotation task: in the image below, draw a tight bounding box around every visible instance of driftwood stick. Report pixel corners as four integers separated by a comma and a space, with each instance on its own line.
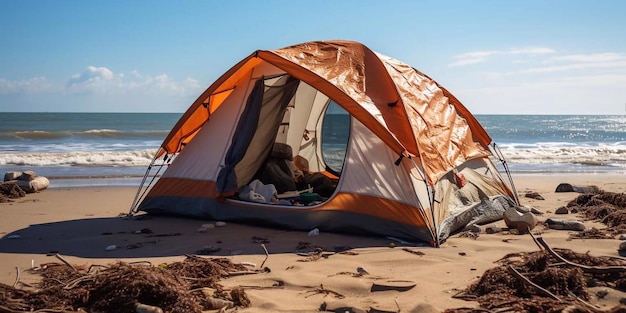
260, 243, 269, 268
527, 228, 543, 251
227, 270, 263, 277
54, 254, 77, 272
536, 236, 626, 274
507, 265, 560, 301
13, 267, 19, 288
567, 291, 602, 313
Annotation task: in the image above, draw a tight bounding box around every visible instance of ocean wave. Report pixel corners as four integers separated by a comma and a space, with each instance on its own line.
0, 150, 159, 167
4, 129, 170, 140
497, 144, 626, 168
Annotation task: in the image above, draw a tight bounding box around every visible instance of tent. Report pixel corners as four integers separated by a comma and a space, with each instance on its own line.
130, 40, 519, 246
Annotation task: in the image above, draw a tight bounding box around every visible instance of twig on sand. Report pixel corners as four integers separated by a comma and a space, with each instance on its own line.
260, 243, 269, 268
567, 291, 602, 313
13, 266, 20, 288
534, 236, 626, 274
507, 265, 560, 301
54, 253, 77, 272
304, 284, 345, 299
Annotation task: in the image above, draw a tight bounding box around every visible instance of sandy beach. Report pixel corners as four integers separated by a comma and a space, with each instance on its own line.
1, 173, 626, 312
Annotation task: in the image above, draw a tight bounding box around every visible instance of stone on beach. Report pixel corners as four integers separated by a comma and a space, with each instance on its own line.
545, 218, 586, 231
503, 206, 538, 232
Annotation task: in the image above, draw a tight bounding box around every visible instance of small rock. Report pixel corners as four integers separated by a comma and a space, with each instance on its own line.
105, 245, 118, 251
620, 234, 626, 241
202, 223, 215, 229
525, 191, 545, 200
389, 242, 396, 248
357, 267, 369, 275
197, 227, 208, 233
554, 207, 569, 214
545, 218, 586, 231
485, 226, 501, 234
596, 290, 609, 299
135, 303, 164, 313
215, 221, 226, 227
308, 228, 320, 236
503, 207, 538, 232
7, 234, 20, 239
458, 252, 467, 256
619, 241, 626, 251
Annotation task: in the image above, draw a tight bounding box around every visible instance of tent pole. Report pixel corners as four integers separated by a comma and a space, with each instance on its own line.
491, 143, 520, 205
129, 148, 162, 215
409, 157, 438, 247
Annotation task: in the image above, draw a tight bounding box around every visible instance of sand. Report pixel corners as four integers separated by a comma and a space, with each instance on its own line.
1, 173, 626, 312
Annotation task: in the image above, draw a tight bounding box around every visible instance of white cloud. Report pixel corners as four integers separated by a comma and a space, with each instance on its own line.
518, 60, 626, 74
62, 66, 203, 96
547, 53, 626, 63
449, 47, 555, 67
0, 76, 56, 94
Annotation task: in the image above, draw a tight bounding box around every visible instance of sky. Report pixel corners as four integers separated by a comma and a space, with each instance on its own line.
1, 0, 625, 114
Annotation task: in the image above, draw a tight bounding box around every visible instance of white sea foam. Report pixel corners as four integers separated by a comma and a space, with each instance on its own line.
497, 142, 626, 168
0, 149, 159, 167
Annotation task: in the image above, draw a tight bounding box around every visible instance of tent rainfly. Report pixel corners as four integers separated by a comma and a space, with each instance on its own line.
130, 40, 519, 246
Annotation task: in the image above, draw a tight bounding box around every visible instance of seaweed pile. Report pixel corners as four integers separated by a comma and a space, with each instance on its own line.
568, 192, 626, 235
0, 181, 26, 203
446, 239, 626, 312
0, 256, 250, 313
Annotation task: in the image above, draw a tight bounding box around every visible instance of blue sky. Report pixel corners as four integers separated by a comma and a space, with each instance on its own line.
1, 0, 625, 114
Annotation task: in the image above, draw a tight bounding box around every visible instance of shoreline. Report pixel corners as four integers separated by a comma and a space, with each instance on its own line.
1, 174, 625, 311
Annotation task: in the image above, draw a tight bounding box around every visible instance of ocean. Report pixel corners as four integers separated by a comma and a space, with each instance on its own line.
0, 113, 624, 188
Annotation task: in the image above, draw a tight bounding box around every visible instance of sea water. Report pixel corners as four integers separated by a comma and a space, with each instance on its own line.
0, 113, 624, 188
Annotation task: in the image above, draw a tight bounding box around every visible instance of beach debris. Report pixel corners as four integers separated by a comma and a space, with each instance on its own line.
356, 267, 369, 275
545, 218, 586, 231
457, 230, 479, 240
6, 234, 21, 239
619, 242, 626, 256
401, 248, 425, 256
105, 244, 118, 251
1, 256, 249, 313
215, 221, 227, 227
4, 171, 22, 181
3, 170, 50, 193
555, 183, 602, 194
448, 235, 626, 312
370, 280, 416, 292
320, 300, 367, 313
555, 206, 570, 214
465, 223, 502, 234
569, 227, 613, 240
525, 191, 545, 200
0, 181, 26, 203
503, 206, 538, 232
308, 227, 320, 236
305, 284, 345, 299
135, 302, 164, 313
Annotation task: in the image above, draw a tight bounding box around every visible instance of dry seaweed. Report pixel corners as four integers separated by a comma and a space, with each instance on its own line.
450, 247, 626, 312
1, 256, 250, 313
0, 181, 26, 203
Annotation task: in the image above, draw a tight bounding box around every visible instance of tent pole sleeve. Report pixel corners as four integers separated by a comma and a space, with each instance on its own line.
129, 148, 162, 215
491, 142, 520, 205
